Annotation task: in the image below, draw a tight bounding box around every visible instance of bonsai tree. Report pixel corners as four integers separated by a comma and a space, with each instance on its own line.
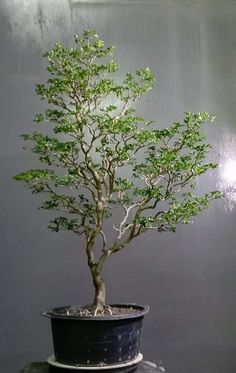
15, 30, 221, 315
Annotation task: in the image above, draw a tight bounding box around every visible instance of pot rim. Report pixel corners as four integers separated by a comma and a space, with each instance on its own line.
41, 303, 149, 321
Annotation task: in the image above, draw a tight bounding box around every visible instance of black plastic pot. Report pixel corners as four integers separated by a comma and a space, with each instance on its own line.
42, 304, 149, 367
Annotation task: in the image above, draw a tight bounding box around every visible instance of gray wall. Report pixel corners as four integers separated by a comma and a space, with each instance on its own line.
1, 1, 236, 372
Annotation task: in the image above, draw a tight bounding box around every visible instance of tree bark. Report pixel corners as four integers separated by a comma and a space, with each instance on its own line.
85, 233, 106, 308
91, 269, 106, 307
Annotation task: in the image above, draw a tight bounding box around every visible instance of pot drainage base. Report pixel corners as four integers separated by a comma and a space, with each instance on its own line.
47, 353, 143, 370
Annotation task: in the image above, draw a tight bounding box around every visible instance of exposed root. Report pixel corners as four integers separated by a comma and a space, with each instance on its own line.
93, 304, 112, 316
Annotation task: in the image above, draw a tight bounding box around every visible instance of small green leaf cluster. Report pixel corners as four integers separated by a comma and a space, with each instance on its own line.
136, 191, 221, 233
133, 112, 217, 183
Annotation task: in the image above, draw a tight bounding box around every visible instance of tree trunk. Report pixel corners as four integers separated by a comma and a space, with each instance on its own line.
91, 268, 106, 307
86, 232, 107, 309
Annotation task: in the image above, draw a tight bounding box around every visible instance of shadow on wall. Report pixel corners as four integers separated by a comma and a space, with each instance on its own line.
0, 0, 92, 77
0, 0, 92, 46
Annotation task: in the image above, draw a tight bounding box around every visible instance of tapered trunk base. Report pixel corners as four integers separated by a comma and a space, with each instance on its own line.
92, 274, 106, 310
